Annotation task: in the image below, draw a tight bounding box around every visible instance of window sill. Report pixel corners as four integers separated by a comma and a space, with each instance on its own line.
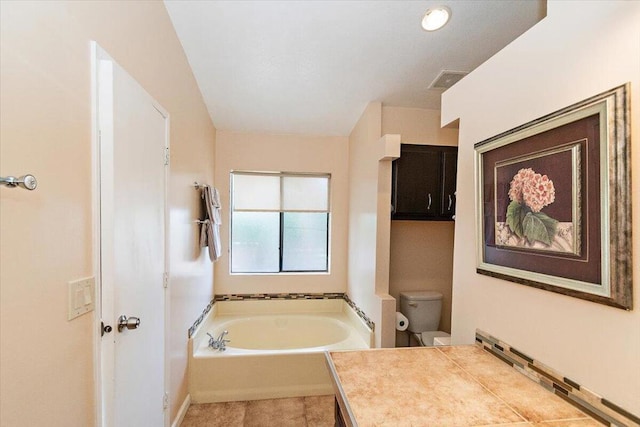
229, 271, 330, 276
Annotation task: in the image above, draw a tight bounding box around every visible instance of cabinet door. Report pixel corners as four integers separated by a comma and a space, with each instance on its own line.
392, 145, 441, 219
440, 148, 458, 218
335, 398, 347, 427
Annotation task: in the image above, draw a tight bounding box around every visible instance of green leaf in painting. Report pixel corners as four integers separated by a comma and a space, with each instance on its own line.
522, 212, 550, 245
533, 211, 559, 239
522, 211, 559, 246
506, 201, 524, 238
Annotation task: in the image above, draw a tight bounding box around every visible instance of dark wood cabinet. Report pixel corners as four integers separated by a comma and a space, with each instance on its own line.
392, 144, 458, 221
335, 398, 347, 427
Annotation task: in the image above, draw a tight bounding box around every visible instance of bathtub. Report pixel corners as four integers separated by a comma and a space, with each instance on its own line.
188, 298, 373, 403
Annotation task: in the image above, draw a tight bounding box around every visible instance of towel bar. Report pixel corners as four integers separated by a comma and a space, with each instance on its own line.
1, 174, 38, 190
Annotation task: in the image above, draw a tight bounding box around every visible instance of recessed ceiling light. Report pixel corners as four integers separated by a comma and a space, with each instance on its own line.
421, 6, 451, 32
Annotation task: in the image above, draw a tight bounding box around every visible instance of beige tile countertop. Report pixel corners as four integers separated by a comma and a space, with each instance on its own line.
325, 345, 601, 427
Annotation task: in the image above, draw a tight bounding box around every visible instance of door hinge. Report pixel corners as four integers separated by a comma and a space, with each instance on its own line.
163, 272, 169, 289
164, 147, 170, 166
163, 391, 169, 409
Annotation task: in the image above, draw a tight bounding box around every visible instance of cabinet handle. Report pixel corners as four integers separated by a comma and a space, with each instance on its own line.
427, 193, 432, 210
448, 194, 453, 211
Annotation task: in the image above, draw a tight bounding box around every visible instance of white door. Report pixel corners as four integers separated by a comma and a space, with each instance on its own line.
95, 44, 169, 427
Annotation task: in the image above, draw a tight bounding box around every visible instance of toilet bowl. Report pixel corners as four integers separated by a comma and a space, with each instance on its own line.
418, 331, 451, 346
433, 336, 452, 346
399, 290, 450, 347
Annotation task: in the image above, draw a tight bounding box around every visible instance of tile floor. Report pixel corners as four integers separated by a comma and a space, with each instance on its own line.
180, 395, 335, 427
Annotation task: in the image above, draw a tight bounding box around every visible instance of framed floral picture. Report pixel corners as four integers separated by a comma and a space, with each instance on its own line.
474, 84, 632, 309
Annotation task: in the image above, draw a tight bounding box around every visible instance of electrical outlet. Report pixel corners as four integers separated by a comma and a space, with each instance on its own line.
68, 277, 95, 320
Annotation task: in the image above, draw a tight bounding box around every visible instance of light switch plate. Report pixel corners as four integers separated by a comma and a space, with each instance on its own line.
68, 277, 95, 320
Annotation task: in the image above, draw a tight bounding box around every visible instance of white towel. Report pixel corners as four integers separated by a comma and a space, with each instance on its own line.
211, 187, 222, 224
200, 185, 222, 261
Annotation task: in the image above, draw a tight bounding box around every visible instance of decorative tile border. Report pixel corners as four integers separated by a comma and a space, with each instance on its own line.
476, 329, 640, 427
213, 292, 345, 301
188, 293, 375, 338
342, 294, 375, 332
187, 299, 214, 339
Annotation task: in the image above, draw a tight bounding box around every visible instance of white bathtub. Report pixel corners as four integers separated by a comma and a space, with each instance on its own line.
188, 298, 373, 403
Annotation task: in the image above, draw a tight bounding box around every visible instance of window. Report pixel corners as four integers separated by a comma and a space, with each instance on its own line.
230, 171, 330, 273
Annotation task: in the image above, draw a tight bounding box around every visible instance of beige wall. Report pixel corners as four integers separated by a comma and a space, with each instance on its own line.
347, 103, 397, 347
442, 1, 640, 414
382, 107, 458, 344
390, 222, 455, 337
382, 106, 458, 147
0, 2, 216, 426
214, 131, 349, 294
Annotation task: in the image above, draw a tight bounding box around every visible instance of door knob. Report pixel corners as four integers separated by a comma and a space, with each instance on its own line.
117, 315, 141, 332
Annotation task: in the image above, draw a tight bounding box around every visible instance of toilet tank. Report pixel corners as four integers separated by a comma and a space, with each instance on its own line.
399, 291, 443, 333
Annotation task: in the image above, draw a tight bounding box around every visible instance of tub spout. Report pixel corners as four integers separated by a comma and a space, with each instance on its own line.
207, 330, 230, 351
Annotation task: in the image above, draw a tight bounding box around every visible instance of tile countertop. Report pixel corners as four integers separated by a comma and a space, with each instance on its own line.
325, 345, 602, 427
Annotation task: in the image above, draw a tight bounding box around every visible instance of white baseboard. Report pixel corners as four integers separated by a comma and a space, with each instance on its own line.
171, 393, 191, 427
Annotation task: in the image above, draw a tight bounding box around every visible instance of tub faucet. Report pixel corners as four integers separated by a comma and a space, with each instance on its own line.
207, 330, 230, 351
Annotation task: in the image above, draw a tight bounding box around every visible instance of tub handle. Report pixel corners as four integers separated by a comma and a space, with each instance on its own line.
207, 331, 230, 351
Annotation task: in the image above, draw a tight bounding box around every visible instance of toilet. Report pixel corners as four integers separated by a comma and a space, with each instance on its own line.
399, 290, 450, 347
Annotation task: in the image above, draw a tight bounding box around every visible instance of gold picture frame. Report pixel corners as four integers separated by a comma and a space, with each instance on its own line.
474, 84, 632, 309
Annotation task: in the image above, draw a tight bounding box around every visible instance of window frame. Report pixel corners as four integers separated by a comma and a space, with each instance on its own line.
230, 171, 331, 275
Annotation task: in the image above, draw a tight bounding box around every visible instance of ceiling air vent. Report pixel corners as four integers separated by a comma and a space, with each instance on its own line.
429, 70, 468, 90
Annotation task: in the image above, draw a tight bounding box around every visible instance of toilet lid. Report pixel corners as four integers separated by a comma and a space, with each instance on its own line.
400, 290, 443, 301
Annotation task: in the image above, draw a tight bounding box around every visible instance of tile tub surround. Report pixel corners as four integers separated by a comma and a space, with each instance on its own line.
217, 293, 376, 331
188, 292, 375, 338
188, 298, 373, 403
475, 330, 640, 427
326, 346, 602, 427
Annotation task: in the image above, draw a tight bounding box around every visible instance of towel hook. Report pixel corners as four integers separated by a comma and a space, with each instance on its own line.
1, 174, 38, 191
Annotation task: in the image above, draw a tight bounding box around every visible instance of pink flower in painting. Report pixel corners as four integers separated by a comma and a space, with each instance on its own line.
508, 168, 555, 212
508, 168, 531, 204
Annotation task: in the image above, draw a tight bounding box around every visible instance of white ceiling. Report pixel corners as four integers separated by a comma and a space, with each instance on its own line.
164, 0, 545, 136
